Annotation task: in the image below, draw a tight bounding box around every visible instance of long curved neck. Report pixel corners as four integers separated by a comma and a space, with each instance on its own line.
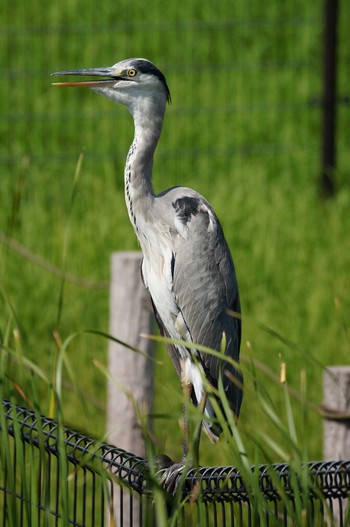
124, 99, 165, 235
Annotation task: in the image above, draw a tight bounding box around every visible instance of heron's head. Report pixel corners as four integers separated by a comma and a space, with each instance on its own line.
51, 58, 171, 115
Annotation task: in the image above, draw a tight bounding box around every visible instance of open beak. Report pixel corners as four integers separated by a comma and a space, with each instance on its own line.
51, 67, 121, 87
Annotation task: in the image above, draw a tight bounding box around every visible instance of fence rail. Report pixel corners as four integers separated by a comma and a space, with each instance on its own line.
1, 399, 350, 526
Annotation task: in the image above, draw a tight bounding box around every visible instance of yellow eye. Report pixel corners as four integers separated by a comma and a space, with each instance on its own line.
127, 68, 137, 77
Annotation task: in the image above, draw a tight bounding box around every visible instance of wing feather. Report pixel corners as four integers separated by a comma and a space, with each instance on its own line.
171, 196, 243, 418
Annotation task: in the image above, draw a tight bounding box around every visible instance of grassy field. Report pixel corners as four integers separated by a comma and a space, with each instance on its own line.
1, 0, 350, 472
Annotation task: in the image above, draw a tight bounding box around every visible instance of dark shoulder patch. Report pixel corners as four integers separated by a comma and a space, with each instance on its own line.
172, 197, 201, 225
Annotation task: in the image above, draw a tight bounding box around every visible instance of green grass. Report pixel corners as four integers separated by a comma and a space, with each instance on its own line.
0, 0, 350, 476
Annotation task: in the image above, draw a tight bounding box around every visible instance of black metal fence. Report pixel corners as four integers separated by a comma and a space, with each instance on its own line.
1, 399, 349, 526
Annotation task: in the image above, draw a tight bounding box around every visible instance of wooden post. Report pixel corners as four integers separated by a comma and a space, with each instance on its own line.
106, 252, 155, 527
323, 366, 350, 460
107, 251, 155, 455
320, 0, 338, 196
323, 366, 350, 526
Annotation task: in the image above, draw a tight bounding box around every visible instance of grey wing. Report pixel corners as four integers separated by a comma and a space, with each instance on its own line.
171, 196, 243, 418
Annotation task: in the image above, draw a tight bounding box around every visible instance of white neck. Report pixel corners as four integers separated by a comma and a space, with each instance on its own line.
92, 84, 167, 235
124, 96, 166, 234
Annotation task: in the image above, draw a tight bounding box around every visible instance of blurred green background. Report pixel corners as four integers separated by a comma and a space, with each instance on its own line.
0, 1, 349, 465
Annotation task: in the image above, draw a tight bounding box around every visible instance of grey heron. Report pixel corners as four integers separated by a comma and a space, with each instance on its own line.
51, 58, 243, 492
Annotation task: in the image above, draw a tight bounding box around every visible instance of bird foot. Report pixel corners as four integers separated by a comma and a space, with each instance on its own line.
154, 455, 190, 495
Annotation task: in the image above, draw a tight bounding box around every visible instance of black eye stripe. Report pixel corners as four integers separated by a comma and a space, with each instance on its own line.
125, 60, 171, 103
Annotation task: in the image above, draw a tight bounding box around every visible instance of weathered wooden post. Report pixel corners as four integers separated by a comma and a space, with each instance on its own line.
323, 366, 350, 526
107, 252, 155, 526
323, 366, 350, 460
320, 0, 338, 196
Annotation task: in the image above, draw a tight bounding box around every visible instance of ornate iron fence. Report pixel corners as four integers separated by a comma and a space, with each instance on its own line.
0, 399, 349, 526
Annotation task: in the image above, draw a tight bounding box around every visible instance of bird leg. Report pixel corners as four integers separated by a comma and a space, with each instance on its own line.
158, 361, 192, 493
192, 391, 207, 467
158, 360, 207, 494
180, 361, 192, 461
